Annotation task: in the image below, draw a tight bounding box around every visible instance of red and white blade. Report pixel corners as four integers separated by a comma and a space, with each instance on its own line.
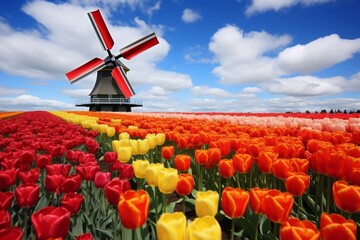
66, 58, 106, 83
88, 9, 114, 51
111, 66, 135, 98
120, 32, 159, 60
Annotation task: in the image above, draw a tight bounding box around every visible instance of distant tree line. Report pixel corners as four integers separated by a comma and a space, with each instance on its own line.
286, 109, 360, 114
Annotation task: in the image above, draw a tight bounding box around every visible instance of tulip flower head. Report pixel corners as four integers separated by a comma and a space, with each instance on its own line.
176, 173, 195, 196
285, 172, 310, 196
132, 159, 150, 179
158, 168, 179, 194
161, 146, 174, 160
263, 189, 294, 223
280, 218, 320, 240
232, 153, 253, 174
332, 180, 360, 213
218, 159, 235, 179
145, 163, 164, 186
320, 213, 357, 240
174, 154, 191, 172
249, 187, 269, 214
15, 183, 40, 208
221, 187, 250, 218
156, 212, 186, 240
117, 146, 132, 163
195, 190, 219, 217
186, 216, 221, 240
118, 190, 150, 229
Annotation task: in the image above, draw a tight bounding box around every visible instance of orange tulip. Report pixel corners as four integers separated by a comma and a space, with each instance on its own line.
249, 187, 269, 214
272, 159, 291, 179
263, 189, 294, 223
332, 180, 360, 213
176, 173, 194, 196
118, 190, 150, 230
320, 213, 357, 240
218, 159, 234, 179
232, 153, 253, 174
207, 148, 222, 168
258, 151, 277, 173
173, 154, 191, 172
285, 172, 310, 196
280, 218, 320, 240
221, 187, 249, 218
195, 149, 209, 166
161, 146, 174, 160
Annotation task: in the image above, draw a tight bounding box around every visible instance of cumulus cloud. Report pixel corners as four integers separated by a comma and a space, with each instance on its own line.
191, 86, 237, 98
209, 25, 291, 84
0, 95, 74, 111
276, 34, 360, 74
181, 8, 202, 23
0, 86, 27, 96
246, 0, 334, 16
262, 76, 344, 96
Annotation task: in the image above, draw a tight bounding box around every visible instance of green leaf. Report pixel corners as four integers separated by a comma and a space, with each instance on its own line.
34, 195, 48, 212
96, 228, 113, 239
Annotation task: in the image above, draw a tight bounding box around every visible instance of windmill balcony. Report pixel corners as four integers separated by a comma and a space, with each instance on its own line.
75, 97, 143, 105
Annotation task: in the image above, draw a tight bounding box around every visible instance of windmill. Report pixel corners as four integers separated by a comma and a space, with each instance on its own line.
66, 9, 159, 112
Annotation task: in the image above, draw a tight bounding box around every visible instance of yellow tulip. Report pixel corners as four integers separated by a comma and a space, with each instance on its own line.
146, 134, 157, 150
156, 133, 166, 146
132, 159, 150, 178
145, 163, 164, 186
112, 140, 121, 152
119, 132, 130, 140
158, 168, 178, 194
111, 118, 121, 124
128, 125, 138, 131
117, 146, 132, 163
129, 139, 139, 155
195, 191, 219, 217
98, 124, 108, 134
157, 212, 186, 240
186, 216, 221, 240
106, 127, 116, 138
119, 138, 130, 147
138, 139, 150, 155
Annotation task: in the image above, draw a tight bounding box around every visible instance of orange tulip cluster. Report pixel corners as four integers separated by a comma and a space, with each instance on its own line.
58, 111, 360, 240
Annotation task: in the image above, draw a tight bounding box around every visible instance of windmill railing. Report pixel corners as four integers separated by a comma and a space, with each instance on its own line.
75, 98, 143, 105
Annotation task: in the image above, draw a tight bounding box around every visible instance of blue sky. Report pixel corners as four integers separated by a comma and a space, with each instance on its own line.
0, 0, 359, 112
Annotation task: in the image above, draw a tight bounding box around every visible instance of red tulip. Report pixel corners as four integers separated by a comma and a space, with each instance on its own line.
0, 210, 10, 230
61, 174, 82, 193
65, 150, 80, 162
285, 172, 310, 196
76, 233, 93, 240
218, 159, 234, 179
0, 168, 18, 189
176, 173, 195, 196
118, 190, 150, 229
0, 227, 23, 240
280, 218, 320, 240
263, 189, 294, 223
45, 174, 63, 194
119, 163, 134, 179
222, 187, 250, 218
61, 193, 84, 215
104, 178, 131, 206
94, 171, 111, 188
35, 154, 52, 169
18, 168, 40, 184
31, 206, 71, 240
84, 138, 99, 154
174, 154, 191, 172
0, 192, 14, 210
46, 164, 71, 176
103, 151, 117, 164
19, 149, 35, 165
320, 213, 357, 240
332, 180, 360, 213
232, 153, 253, 174
48, 144, 66, 157
161, 146, 174, 160
249, 187, 269, 214
76, 163, 100, 181
15, 183, 40, 208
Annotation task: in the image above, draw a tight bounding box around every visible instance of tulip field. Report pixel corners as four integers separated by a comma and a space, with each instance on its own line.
1, 110, 360, 240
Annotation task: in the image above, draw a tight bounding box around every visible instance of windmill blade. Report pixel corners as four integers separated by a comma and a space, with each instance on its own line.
66, 58, 106, 83
111, 65, 135, 99
120, 32, 159, 60
88, 9, 114, 51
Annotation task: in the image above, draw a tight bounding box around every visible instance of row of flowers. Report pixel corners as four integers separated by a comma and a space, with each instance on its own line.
0, 110, 359, 240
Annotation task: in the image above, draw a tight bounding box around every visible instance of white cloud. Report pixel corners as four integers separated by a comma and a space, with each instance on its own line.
246, 0, 334, 16
0, 95, 74, 111
191, 86, 237, 98
276, 34, 360, 74
0, 86, 27, 96
262, 76, 344, 96
181, 8, 202, 23
209, 25, 291, 84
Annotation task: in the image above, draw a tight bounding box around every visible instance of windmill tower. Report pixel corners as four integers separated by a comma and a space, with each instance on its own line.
66, 9, 159, 112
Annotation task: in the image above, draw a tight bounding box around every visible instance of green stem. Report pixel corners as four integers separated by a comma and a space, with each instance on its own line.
236, 172, 241, 188
241, 174, 246, 190
273, 222, 280, 240
249, 167, 254, 188
23, 208, 28, 240
320, 174, 324, 216
153, 186, 158, 221
163, 193, 167, 213
297, 195, 303, 219
231, 218, 235, 240
198, 165, 203, 191
182, 196, 186, 214
255, 214, 259, 240
326, 176, 331, 213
